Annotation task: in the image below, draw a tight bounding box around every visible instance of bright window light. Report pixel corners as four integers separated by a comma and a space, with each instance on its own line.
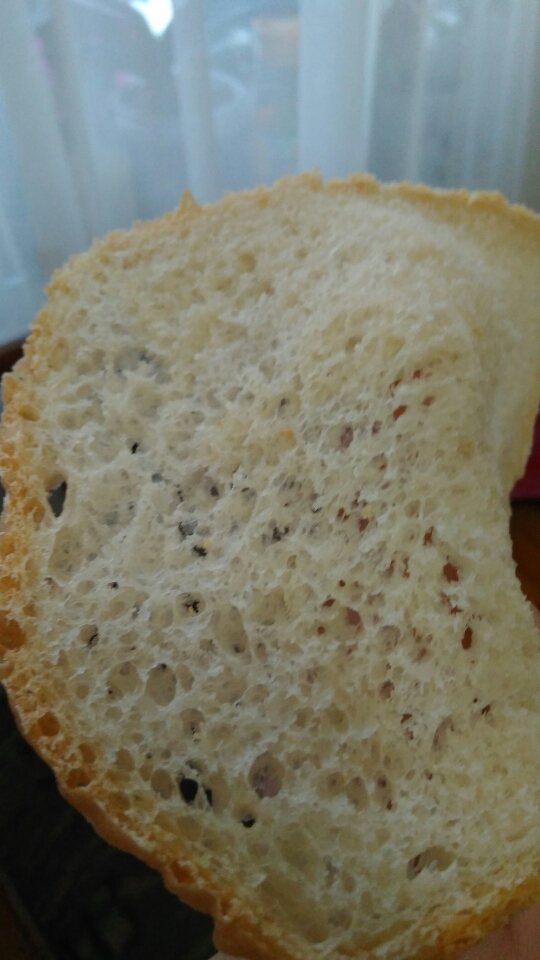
129, 0, 174, 37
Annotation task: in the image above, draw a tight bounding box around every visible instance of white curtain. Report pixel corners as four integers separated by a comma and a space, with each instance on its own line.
1, 0, 539, 346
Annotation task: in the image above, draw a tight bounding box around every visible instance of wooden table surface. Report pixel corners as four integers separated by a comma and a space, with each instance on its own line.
0, 339, 539, 957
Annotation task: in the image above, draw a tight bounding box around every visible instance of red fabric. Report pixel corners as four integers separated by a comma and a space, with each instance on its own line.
512, 409, 540, 500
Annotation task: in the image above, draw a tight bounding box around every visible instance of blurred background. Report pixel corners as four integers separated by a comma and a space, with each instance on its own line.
1, 0, 540, 345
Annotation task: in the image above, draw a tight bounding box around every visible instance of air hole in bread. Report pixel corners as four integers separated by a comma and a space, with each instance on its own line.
145, 664, 177, 706
49, 525, 84, 578
328, 908, 352, 931
345, 776, 368, 810
179, 776, 199, 804
181, 708, 204, 736
249, 752, 285, 799
374, 774, 393, 810
65, 767, 93, 790
237, 251, 256, 273
318, 772, 345, 799
406, 846, 454, 880
150, 768, 174, 799
324, 704, 348, 731
211, 605, 248, 654
150, 604, 174, 629
179, 519, 197, 538
47, 479, 67, 517
106, 661, 139, 698
79, 742, 96, 763
178, 665, 194, 691
214, 671, 247, 704
37, 711, 60, 737
432, 716, 454, 752
378, 625, 400, 651
116, 749, 134, 772
79, 623, 99, 648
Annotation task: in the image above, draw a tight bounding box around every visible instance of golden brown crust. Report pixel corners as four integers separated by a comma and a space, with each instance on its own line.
2, 171, 540, 960
408, 873, 540, 959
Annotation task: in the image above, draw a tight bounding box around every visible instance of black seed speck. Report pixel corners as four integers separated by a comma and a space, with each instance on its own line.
193, 544, 207, 557
204, 787, 213, 806
131, 443, 139, 454
151, 473, 163, 483
108, 581, 118, 589
241, 815, 256, 828
272, 526, 289, 542
210, 485, 219, 497
179, 777, 199, 804
87, 631, 99, 648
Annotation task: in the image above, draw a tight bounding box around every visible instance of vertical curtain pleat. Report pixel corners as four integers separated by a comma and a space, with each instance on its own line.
48, 0, 105, 239
521, 3, 540, 212
0, 199, 40, 344
50, 0, 139, 237
402, 0, 430, 183
488, 0, 540, 201
298, 0, 381, 178
459, 0, 491, 191
172, 0, 220, 203
0, 0, 87, 275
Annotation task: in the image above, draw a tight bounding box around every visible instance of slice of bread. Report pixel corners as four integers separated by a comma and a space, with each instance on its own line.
1, 172, 540, 960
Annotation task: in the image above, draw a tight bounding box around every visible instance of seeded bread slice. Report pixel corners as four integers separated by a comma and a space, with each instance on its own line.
1, 172, 540, 960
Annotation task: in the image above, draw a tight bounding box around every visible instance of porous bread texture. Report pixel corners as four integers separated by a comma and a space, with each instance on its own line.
1, 172, 540, 960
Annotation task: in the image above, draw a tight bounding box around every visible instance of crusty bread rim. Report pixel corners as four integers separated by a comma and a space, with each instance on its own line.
1, 170, 540, 960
